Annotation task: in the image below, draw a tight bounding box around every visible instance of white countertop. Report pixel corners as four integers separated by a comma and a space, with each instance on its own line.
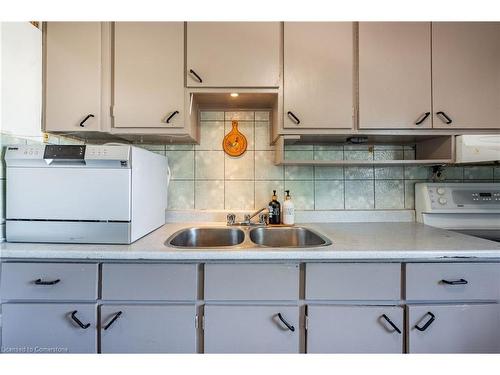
1, 222, 499, 262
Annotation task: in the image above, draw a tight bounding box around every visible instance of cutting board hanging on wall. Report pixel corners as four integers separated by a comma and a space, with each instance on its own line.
223, 120, 247, 157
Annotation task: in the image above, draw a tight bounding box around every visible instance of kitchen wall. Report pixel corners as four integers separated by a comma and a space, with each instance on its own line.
142, 110, 500, 213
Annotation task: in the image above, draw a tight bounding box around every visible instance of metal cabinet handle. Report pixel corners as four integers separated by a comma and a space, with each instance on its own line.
165, 110, 179, 124
189, 69, 203, 83
415, 112, 430, 125
287, 111, 301, 125
415, 311, 435, 332
103, 311, 123, 330
381, 314, 401, 334
70, 310, 91, 329
34, 278, 61, 285
277, 313, 295, 332
440, 278, 468, 285
436, 111, 453, 124
79, 114, 95, 127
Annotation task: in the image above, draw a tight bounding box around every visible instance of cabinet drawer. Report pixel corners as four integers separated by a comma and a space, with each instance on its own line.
306, 263, 401, 300
101, 263, 197, 301
0, 262, 98, 301
204, 263, 299, 301
204, 304, 299, 353
406, 263, 500, 301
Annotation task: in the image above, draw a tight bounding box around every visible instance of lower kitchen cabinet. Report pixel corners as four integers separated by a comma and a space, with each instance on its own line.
99, 304, 197, 353
408, 304, 500, 353
1, 303, 96, 353
306, 305, 404, 353
203, 305, 300, 353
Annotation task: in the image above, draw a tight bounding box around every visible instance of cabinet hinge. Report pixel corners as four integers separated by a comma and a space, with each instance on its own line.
304, 315, 309, 331
195, 315, 205, 330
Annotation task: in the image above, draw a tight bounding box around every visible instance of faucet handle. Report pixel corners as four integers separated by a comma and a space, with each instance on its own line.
226, 213, 236, 226
258, 212, 269, 225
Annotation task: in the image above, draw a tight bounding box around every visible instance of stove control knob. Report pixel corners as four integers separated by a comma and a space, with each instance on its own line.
436, 187, 446, 195
438, 197, 447, 205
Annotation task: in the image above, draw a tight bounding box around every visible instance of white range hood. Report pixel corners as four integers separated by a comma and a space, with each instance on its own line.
455, 135, 500, 163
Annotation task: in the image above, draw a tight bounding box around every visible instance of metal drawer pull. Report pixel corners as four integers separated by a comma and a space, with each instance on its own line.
287, 111, 301, 125
79, 114, 95, 127
34, 278, 61, 285
277, 313, 295, 332
415, 311, 435, 332
189, 69, 203, 83
415, 112, 430, 125
165, 110, 179, 124
436, 111, 453, 124
381, 314, 401, 334
440, 278, 468, 285
70, 310, 91, 329
103, 311, 123, 330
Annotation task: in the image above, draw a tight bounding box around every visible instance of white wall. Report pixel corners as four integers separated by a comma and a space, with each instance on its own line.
1, 22, 42, 137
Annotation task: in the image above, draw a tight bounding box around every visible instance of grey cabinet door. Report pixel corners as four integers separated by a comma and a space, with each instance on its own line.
283, 22, 353, 129
432, 22, 500, 129
359, 22, 432, 129
44, 22, 102, 132
100, 304, 197, 353
186, 22, 280, 87
306, 305, 404, 353
204, 305, 299, 353
408, 304, 500, 353
112, 22, 185, 128
1, 303, 96, 353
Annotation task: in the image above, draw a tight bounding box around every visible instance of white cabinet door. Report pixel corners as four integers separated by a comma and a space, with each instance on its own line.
283, 22, 353, 129
186, 22, 280, 87
306, 305, 404, 353
408, 304, 500, 353
112, 22, 184, 128
359, 22, 432, 129
100, 305, 197, 353
432, 22, 500, 129
204, 305, 299, 353
44, 22, 102, 131
1, 303, 96, 353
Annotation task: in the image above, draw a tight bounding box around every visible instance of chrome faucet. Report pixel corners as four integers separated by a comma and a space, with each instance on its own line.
227, 207, 269, 226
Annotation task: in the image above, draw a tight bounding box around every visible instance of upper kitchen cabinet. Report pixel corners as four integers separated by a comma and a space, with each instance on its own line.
359, 22, 432, 129
186, 22, 280, 87
432, 22, 500, 129
44, 22, 102, 132
283, 22, 353, 129
112, 22, 185, 128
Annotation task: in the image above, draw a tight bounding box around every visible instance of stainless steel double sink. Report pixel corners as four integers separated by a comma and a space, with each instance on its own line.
166, 226, 332, 249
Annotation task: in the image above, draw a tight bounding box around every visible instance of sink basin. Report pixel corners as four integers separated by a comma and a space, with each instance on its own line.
249, 227, 331, 248
167, 227, 245, 248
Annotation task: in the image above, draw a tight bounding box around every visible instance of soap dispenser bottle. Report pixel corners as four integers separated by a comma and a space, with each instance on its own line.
268, 190, 281, 225
283, 190, 295, 225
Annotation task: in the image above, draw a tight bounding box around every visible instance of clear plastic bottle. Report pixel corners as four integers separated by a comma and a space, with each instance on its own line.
282, 190, 295, 225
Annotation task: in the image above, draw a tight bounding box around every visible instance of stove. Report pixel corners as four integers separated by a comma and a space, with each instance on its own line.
415, 182, 500, 243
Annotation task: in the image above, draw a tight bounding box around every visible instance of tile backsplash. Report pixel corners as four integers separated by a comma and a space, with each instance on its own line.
1, 109, 499, 241
138, 110, 500, 212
